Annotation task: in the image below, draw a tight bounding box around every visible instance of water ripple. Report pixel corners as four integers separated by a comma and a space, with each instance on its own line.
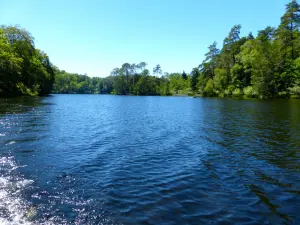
0, 95, 299, 224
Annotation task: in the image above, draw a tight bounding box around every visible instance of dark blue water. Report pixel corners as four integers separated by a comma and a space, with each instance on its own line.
0, 95, 299, 224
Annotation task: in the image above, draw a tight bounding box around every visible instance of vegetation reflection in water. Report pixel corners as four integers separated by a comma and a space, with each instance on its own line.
0, 95, 299, 224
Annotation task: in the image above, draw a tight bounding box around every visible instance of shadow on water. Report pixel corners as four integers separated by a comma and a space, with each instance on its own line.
0, 96, 54, 116
247, 100, 300, 171
197, 98, 300, 224
249, 184, 293, 223
0, 96, 54, 147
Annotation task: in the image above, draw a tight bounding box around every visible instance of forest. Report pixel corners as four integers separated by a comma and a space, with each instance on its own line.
1, 0, 300, 98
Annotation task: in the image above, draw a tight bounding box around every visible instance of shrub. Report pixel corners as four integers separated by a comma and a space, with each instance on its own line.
243, 86, 257, 98
203, 79, 215, 97
277, 91, 289, 98
16, 83, 39, 96
232, 88, 243, 98
288, 86, 300, 98
224, 85, 235, 97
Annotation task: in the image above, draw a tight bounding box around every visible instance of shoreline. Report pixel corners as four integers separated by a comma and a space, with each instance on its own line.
2, 93, 299, 100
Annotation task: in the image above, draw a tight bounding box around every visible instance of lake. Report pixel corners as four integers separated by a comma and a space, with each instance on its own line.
0, 94, 299, 224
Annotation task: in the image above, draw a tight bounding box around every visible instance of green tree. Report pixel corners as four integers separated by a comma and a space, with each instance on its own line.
202, 41, 220, 78
153, 64, 162, 77
182, 71, 188, 80
213, 68, 228, 92
239, 39, 279, 98
220, 24, 246, 81
190, 67, 200, 92
114, 75, 127, 94
203, 78, 215, 96
247, 32, 255, 40
137, 62, 147, 73
0, 25, 54, 96
258, 26, 275, 42
276, 0, 300, 60
134, 76, 158, 95
0, 29, 23, 95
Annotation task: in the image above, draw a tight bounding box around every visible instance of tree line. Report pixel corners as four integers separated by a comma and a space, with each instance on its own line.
192, 0, 300, 99
53, 63, 190, 96
1, 0, 300, 98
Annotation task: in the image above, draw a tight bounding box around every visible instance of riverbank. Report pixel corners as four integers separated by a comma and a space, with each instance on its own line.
49, 92, 300, 100
4, 92, 299, 100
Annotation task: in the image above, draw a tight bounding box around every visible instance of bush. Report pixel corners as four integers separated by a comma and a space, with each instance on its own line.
232, 88, 243, 98
203, 79, 215, 97
178, 87, 193, 96
16, 83, 39, 96
288, 86, 300, 94
186, 88, 194, 96
288, 86, 300, 98
214, 68, 228, 91
224, 85, 235, 97
277, 91, 289, 98
243, 86, 257, 98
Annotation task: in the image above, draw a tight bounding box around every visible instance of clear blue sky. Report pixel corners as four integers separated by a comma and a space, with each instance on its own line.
0, 0, 291, 77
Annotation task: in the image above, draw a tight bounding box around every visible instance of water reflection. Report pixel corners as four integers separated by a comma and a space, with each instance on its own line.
249, 184, 292, 223
0, 95, 299, 225
198, 98, 300, 224
0, 96, 53, 115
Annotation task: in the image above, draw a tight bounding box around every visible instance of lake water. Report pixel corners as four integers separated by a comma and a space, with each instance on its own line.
0, 94, 299, 225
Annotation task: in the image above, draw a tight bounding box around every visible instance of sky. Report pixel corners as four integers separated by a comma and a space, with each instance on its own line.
0, 0, 291, 77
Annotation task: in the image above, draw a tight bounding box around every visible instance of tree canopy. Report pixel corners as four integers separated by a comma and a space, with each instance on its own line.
192, 0, 300, 99
0, 25, 55, 96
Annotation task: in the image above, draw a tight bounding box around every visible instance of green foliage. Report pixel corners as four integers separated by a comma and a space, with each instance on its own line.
0, 29, 23, 95
258, 26, 275, 42
53, 1, 300, 99
288, 86, 300, 98
213, 68, 228, 91
276, 0, 300, 60
224, 85, 235, 97
203, 78, 215, 97
16, 82, 39, 96
153, 64, 162, 77
193, 0, 300, 100
0, 25, 54, 97
243, 86, 257, 98
134, 76, 158, 95
53, 71, 114, 94
190, 68, 200, 92
232, 88, 243, 98
278, 91, 289, 98
3, 1, 299, 99
159, 78, 171, 96
114, 75, 127, 95
53, 63, 171, 96
169, 73, 189, 94
202, 41, 220, 78
178, 87, 193, 96
181, 71, 188, 80
247, 32, 255, 40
